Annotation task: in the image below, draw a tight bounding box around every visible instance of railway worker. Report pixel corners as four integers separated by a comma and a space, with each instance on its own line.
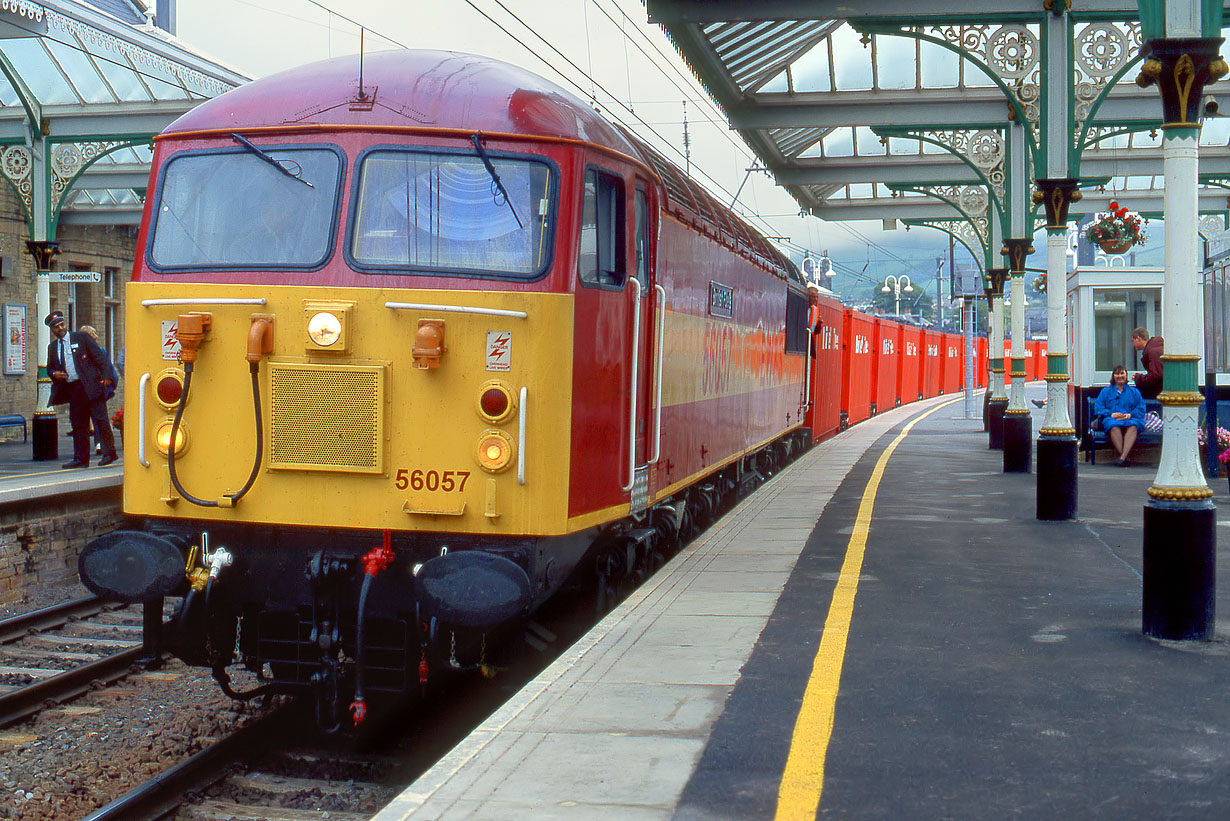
1131, 327, 1164, 399
45, 311, 118, 468
1094, 365, 1146, 467
79, 325, 119, 456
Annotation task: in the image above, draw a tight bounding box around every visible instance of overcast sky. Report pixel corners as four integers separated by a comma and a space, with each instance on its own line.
173, 0, 967, 294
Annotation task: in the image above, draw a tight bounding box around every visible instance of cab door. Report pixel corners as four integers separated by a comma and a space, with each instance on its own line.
571, 164, 654, 517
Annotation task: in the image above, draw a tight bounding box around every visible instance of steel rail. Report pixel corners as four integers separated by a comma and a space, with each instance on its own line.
82, 706, 298, 821
0, 595, 106, 644
0, 644, 149, 728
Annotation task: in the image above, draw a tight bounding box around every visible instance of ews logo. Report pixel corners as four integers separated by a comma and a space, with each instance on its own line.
854, 334, 870, 355
905, 341, 918, 356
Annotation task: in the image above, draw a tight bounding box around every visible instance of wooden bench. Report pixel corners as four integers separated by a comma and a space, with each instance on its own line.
0, 414, 26, 442
1084, 398, 1161, 464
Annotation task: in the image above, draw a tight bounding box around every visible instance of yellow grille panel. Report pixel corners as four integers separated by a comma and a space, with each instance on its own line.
268, 363, 384, 473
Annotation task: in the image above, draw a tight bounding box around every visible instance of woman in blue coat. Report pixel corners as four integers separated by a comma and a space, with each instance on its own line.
1094, 365, 1146, 466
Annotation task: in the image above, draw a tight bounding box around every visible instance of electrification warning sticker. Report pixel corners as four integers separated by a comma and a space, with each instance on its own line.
162, 320, 182, 361
486, 331, 511, 372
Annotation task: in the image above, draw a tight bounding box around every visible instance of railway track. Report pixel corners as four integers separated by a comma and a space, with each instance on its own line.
0, 596, 160, 727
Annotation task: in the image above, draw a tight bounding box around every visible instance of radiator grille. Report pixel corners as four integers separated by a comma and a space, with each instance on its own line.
268, 363, 384, 473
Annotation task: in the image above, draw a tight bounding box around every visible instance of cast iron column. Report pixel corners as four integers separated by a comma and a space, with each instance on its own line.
1002, 238, 1033, 472
24, 241, 58, 461
1136, 36, 1225, 640
984, 268, 1008, 450
1034, 180, 1080, 518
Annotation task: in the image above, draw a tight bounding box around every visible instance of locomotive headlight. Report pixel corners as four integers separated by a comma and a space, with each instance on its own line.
153, 417, 189, 456
307, 311, 342, 347
477, 381, 515, 424
476, 429, 514, 473
154, 369, 185, 409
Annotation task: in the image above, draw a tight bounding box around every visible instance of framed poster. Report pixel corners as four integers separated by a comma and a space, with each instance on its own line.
3, 303, 27, 375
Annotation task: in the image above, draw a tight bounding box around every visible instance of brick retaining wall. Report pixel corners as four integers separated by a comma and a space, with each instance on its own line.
0, 487, 123, 605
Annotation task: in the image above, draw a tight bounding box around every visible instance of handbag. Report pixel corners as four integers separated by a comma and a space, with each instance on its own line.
1144, 411, 1163, 432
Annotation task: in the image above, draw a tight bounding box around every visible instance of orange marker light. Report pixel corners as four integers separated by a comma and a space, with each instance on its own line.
154, 418, 189, 456
476, 430, 513, 472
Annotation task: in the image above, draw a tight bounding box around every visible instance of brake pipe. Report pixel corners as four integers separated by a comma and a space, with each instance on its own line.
350, 533, 396, 726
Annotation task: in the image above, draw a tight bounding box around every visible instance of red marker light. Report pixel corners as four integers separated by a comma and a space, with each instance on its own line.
480, 387, 509, 419
156, 374, 183, 406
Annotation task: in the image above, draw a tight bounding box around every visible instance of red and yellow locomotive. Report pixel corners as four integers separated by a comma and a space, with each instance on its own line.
78, 51, 818, 726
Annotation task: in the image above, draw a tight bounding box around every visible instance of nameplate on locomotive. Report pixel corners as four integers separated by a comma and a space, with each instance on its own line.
708, 281, 734, 319
630, 465, 649, 515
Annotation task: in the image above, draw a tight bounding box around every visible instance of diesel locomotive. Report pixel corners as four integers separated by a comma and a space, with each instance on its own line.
77, 50, 830, 728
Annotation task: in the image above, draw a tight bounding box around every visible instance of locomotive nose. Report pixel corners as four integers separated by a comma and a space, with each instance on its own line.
78, 530, 186, 603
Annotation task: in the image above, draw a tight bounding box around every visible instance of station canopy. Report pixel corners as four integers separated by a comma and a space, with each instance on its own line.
647, 1, 1230, 264
0, 0, 248, 234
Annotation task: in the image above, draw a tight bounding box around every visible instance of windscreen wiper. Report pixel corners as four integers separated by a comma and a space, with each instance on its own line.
470, 133, 523, 229
231, 133, 314, 188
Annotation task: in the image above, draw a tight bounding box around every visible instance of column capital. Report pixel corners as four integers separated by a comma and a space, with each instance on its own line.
1033, 178, 1082, 230
982, 267, 1008, 303
1135, 37, 1228, 127
24, 240, 59, 271
1001, 238, 1033, 275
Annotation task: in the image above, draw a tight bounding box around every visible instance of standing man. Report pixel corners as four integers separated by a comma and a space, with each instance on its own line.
1132, 327, 1164, 399
45, 311, 118, 468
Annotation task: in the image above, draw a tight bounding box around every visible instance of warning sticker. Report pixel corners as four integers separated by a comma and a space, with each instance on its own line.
486, 331, 511, 372
162, 320, 182, 361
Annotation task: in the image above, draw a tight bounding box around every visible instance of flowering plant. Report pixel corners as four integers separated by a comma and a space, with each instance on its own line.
1033, 274, 1046, 294
1085, 201, 1148, 249
1197, 425, 1230, 464
111, 408, 123, 429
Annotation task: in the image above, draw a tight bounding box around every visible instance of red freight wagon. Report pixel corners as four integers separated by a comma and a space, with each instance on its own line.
975, 337, 988, 388
873, 318, 901, 413
898, 325, 923, 405
1023, 340, 1037, 381
841, 309, 875, 427
1033, 339, 1047, 381
941, 333, 963, 395
921, 329, 943, 398
805, 290, 844, 443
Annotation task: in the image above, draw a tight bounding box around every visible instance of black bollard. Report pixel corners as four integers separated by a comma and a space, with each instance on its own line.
1003, 411, 1032, 472
1037, 436, 1077, 519
987, 398, 1007, 450
1143, 500, 1216, 640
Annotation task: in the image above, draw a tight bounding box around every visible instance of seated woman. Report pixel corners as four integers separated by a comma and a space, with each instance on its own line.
1094, 365, 1146, 466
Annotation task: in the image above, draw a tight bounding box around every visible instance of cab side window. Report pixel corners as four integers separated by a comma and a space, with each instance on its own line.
579, 168, 625, 288
635, 187, 649, 281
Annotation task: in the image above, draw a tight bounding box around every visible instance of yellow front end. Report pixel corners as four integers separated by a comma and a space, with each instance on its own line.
123, 282, 574, 535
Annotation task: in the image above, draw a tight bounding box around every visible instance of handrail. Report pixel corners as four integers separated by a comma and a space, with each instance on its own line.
803, 336, 813, 413
648, 283, 666, 465
385, 301, 527, 319
517, 386, 528, 485
138, 372, 151, 468
142, 298, 266, 307
621, 276, 642, 492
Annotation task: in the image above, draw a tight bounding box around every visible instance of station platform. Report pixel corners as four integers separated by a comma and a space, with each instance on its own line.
0, 423, 121, 504
376, 386, 1230, 819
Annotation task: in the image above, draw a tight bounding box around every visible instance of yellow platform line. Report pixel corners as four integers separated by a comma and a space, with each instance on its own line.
775, 397, 961, 820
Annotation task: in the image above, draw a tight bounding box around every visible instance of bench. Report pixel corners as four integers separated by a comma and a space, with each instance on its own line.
1084, 398, 1161, 464
0, 414, 26, 442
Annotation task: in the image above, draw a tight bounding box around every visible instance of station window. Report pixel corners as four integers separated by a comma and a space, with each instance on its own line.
1093, 287, 1161, 372
579, 169, 625, 288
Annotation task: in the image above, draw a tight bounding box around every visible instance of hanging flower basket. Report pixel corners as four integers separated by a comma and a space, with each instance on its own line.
1033, 274, 1046, 294
1085, 201, 1147, 253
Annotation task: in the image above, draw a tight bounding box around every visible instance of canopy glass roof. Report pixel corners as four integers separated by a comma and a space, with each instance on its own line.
0, 0, 248, 231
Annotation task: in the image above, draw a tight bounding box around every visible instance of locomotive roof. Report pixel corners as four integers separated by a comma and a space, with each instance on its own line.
163, 48, 801, 286
162, 49, 638, 158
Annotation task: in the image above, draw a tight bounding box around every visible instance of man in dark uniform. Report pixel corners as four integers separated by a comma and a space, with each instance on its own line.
1132, 326, 1164, 399
45, 311, 118, 468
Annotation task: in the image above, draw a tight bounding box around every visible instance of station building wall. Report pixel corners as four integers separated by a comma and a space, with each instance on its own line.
0, 183, 136, 431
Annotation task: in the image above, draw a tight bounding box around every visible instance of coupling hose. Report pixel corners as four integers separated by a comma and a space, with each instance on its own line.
168, 361, 264, 507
